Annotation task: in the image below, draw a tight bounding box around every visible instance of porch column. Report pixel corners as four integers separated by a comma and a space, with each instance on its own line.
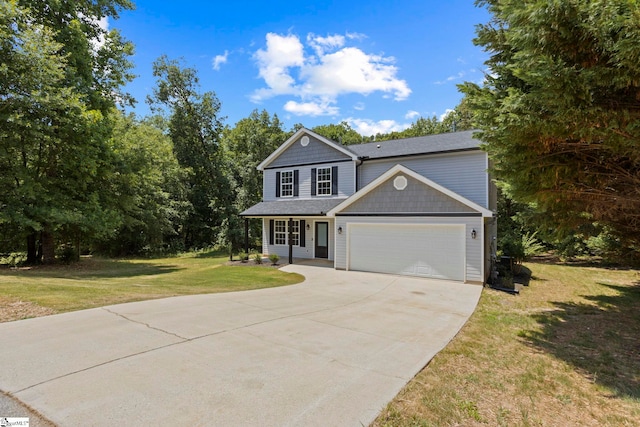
244, 218, 249, 254
288, 217, 293, 264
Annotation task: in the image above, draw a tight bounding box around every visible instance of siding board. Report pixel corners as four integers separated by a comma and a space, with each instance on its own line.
269, 135, 351, 167
358, 151, 489, 208
263, 162, 356, 201
262, 217, 334, 260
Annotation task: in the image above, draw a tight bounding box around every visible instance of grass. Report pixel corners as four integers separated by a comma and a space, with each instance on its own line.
373, 261, 640, 427
0, 252, 303, 316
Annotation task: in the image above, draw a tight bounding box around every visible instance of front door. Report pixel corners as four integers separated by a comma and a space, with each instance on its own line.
315, 222, 329, 259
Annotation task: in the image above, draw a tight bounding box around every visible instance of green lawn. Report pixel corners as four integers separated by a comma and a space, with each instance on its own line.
0, 252, 303, 315
374, 261, 640, 427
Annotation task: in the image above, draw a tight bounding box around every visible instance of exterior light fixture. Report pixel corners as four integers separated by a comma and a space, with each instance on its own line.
306, 223, 310, 231
337, 226, 343, 234
471, 229, 477, 239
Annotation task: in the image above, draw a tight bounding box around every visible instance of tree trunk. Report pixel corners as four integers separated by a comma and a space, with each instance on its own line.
41, 226, 56, 264
26, 232, 38, 265
75, 236, 81, 262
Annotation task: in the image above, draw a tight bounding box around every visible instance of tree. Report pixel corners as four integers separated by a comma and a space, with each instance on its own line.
0, 0, 134, 263
93, 112, 189, 255
222, 110, 287, 249
461, 0, 640, 252
148, 56, 232, 249
311, 121, 365, 145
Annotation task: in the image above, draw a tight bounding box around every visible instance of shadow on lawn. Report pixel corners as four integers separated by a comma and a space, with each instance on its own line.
522, 282, 640, 398
2, 259, 184, 279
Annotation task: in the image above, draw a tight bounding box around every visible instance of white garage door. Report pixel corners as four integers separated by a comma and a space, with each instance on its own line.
348, 224, 465, 281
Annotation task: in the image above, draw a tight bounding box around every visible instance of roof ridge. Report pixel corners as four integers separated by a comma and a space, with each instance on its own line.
349, 129, 477, 148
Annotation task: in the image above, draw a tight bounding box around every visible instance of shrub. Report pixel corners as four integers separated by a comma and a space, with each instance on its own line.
0, 252, 27, 268
269, 253, 280, 265
499, 231, 544, 273
253, 252, 263, 264
239, 251, 248, 263
57, 244, 77, 265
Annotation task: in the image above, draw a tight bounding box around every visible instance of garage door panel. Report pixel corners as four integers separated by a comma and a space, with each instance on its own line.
348, 224, 464, 281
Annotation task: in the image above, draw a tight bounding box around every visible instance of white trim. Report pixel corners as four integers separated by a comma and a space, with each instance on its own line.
273, 219, 300, 247
313, 220, 330, 259
257, 128, 358, 171
280, 169, 294, 198
316, 166, 332, 196
485, 153, 490, 209
480, 220, 485, 281
327, 164, 494, 218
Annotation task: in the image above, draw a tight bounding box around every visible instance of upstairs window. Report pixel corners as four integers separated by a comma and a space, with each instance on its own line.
280, 170, 293, 197
311, 166, 338, 196
316, 167, 332, 196
276, 170, 298, 198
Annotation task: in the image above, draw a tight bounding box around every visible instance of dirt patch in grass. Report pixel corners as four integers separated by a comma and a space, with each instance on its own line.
225, 260, 288, 268
0, 296, 56, 323
374, 261, 640, 427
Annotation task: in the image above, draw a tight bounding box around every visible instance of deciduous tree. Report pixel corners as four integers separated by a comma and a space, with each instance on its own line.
148, 56, 233, 249
1, 0, 134, 263
222, 110, 287, 248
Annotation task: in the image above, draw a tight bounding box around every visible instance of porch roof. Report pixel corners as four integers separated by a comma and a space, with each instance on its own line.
240, 198, 346, 217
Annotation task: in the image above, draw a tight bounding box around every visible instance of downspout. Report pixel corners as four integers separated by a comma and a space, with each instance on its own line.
355, 156, 365, 191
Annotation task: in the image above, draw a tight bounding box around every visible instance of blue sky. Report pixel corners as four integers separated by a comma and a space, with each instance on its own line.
114, 0, 490, 135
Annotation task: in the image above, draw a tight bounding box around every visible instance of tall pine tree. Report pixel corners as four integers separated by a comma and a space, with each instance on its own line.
461, 0, 640, 251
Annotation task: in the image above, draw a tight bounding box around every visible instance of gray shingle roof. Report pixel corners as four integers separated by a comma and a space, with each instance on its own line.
241, 198, 346, 217
346, 130, 480, 160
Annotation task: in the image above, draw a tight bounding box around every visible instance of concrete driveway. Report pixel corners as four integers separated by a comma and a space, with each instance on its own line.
0, 265, 481, 426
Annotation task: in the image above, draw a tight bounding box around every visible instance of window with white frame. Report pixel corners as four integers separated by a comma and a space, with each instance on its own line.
273, 220, 300, 246
280, 170, 293, 197
274, 220, 287, 245
316, 167, 332, 195
289, 220, 300, 246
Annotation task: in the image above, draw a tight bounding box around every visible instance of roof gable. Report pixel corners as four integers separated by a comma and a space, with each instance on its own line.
257, 128, 357, 170
327, 164, 493, 217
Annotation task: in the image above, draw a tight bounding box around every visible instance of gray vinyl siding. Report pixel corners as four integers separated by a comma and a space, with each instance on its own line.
334, 216, 484, 283
358, 151, 489, 208
263, 161, 356, 201
341, 173, 476, 214
268, 135, 352, 168
262, 218, 334, 260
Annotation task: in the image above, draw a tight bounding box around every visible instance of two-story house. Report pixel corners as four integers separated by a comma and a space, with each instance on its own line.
241, 128, 497, 284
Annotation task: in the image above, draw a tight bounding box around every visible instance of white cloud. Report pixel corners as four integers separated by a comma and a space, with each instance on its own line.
251, 32, 411, 116
252, 33, 305, 100
346, 32, 367, 41
353, 102, 365, 111
405, 110, 420, 120
346, 118, 411, 137
439, 109, 455, 121
212, 50, 229, 71
307, 33, 345, 56
79, 14, 109, 51
283, 100, 339, 117
300, 47, 410, 101
434, 70, 467, 85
